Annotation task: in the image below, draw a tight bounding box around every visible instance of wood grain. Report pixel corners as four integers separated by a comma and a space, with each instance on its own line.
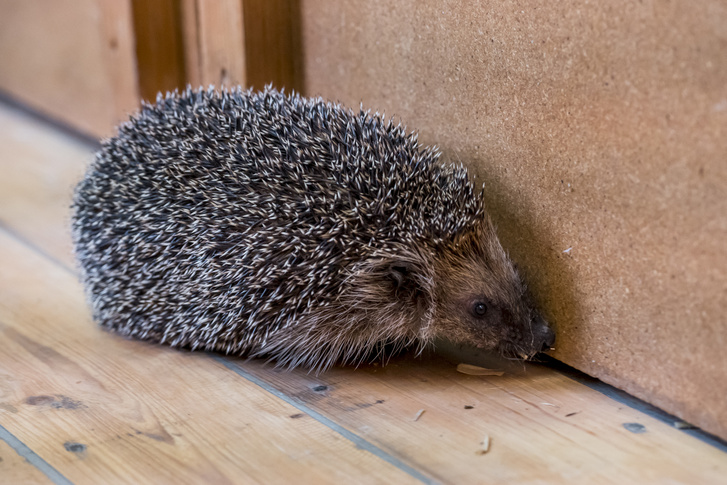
97, 0, 141, 130
0, 437, 53, 485
241, 0, 305, 92
181, 0, 246, 87
0, 228, 418, 484
231, 355, 727, 484
0, 105, 90, 268
0, 0, 139, 137
180, 0, 305, 92
0, 0, 304, 139
131, 0, 188, 102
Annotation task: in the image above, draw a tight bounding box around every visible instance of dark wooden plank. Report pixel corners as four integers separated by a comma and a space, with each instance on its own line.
242, 0, 305, 92
131, 0, 188, 101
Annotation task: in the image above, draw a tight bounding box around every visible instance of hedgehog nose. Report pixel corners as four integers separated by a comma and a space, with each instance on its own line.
540, 327, 556, 351
533, 314, 555, 351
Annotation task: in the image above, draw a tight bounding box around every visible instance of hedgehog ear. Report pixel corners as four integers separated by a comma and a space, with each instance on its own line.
388, 260, 425, 300
389, 261, 414, 290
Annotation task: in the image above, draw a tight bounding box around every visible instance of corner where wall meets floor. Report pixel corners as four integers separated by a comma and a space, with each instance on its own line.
298, 0, 727, 440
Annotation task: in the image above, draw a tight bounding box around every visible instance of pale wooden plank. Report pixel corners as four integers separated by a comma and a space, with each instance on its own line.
181, 0, 247, 87
181, 0, 304, 92
0, 228, 419, 484
180, 0, 203, 86
0, 0, 139, 137
0, 104, 91, 268
230, 355, 727, 484
97, 0, 141, 130
0, 437, 54, 485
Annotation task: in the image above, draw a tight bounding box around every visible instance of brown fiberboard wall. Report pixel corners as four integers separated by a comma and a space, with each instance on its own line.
299, 0, 727, 439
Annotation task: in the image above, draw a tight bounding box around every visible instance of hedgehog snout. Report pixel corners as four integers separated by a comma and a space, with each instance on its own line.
532, 313, 555, 352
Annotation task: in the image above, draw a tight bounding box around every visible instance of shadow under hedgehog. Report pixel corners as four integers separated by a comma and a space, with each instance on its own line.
72, 86, 555, 371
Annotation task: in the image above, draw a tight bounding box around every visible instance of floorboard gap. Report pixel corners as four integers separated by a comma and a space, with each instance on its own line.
214, 355, 440, 485
0, 424, 74, 485
0, 223, 76, 278
537, 355, 727, 453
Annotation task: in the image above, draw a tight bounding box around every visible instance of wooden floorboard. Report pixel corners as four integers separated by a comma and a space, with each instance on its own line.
1, 101, 726, 484
229, 356, 727, 484
0, 432, 55, 485
0, 227, 418, 484
0, 104, 87, 268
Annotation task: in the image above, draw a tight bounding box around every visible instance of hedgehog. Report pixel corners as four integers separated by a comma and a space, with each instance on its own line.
71, 86, 555, 371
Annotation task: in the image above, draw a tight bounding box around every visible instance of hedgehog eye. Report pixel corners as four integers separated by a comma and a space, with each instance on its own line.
471, 301, 488, 318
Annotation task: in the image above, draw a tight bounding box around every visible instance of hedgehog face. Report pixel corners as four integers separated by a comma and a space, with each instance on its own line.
436, 287, 554, 358
431, 263, 555, 359
428, 221, 555, 359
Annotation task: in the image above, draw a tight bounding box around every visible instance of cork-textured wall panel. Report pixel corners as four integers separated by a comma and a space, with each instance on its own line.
299, 0, 727, 439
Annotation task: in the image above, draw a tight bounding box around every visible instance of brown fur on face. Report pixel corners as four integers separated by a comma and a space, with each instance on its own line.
254, 216, 553, 370
427, 216, 555, 358
273, 214, 557, 369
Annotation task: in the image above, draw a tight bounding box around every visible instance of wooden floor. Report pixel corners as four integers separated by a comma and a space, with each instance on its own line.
1, 101, 725, 485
